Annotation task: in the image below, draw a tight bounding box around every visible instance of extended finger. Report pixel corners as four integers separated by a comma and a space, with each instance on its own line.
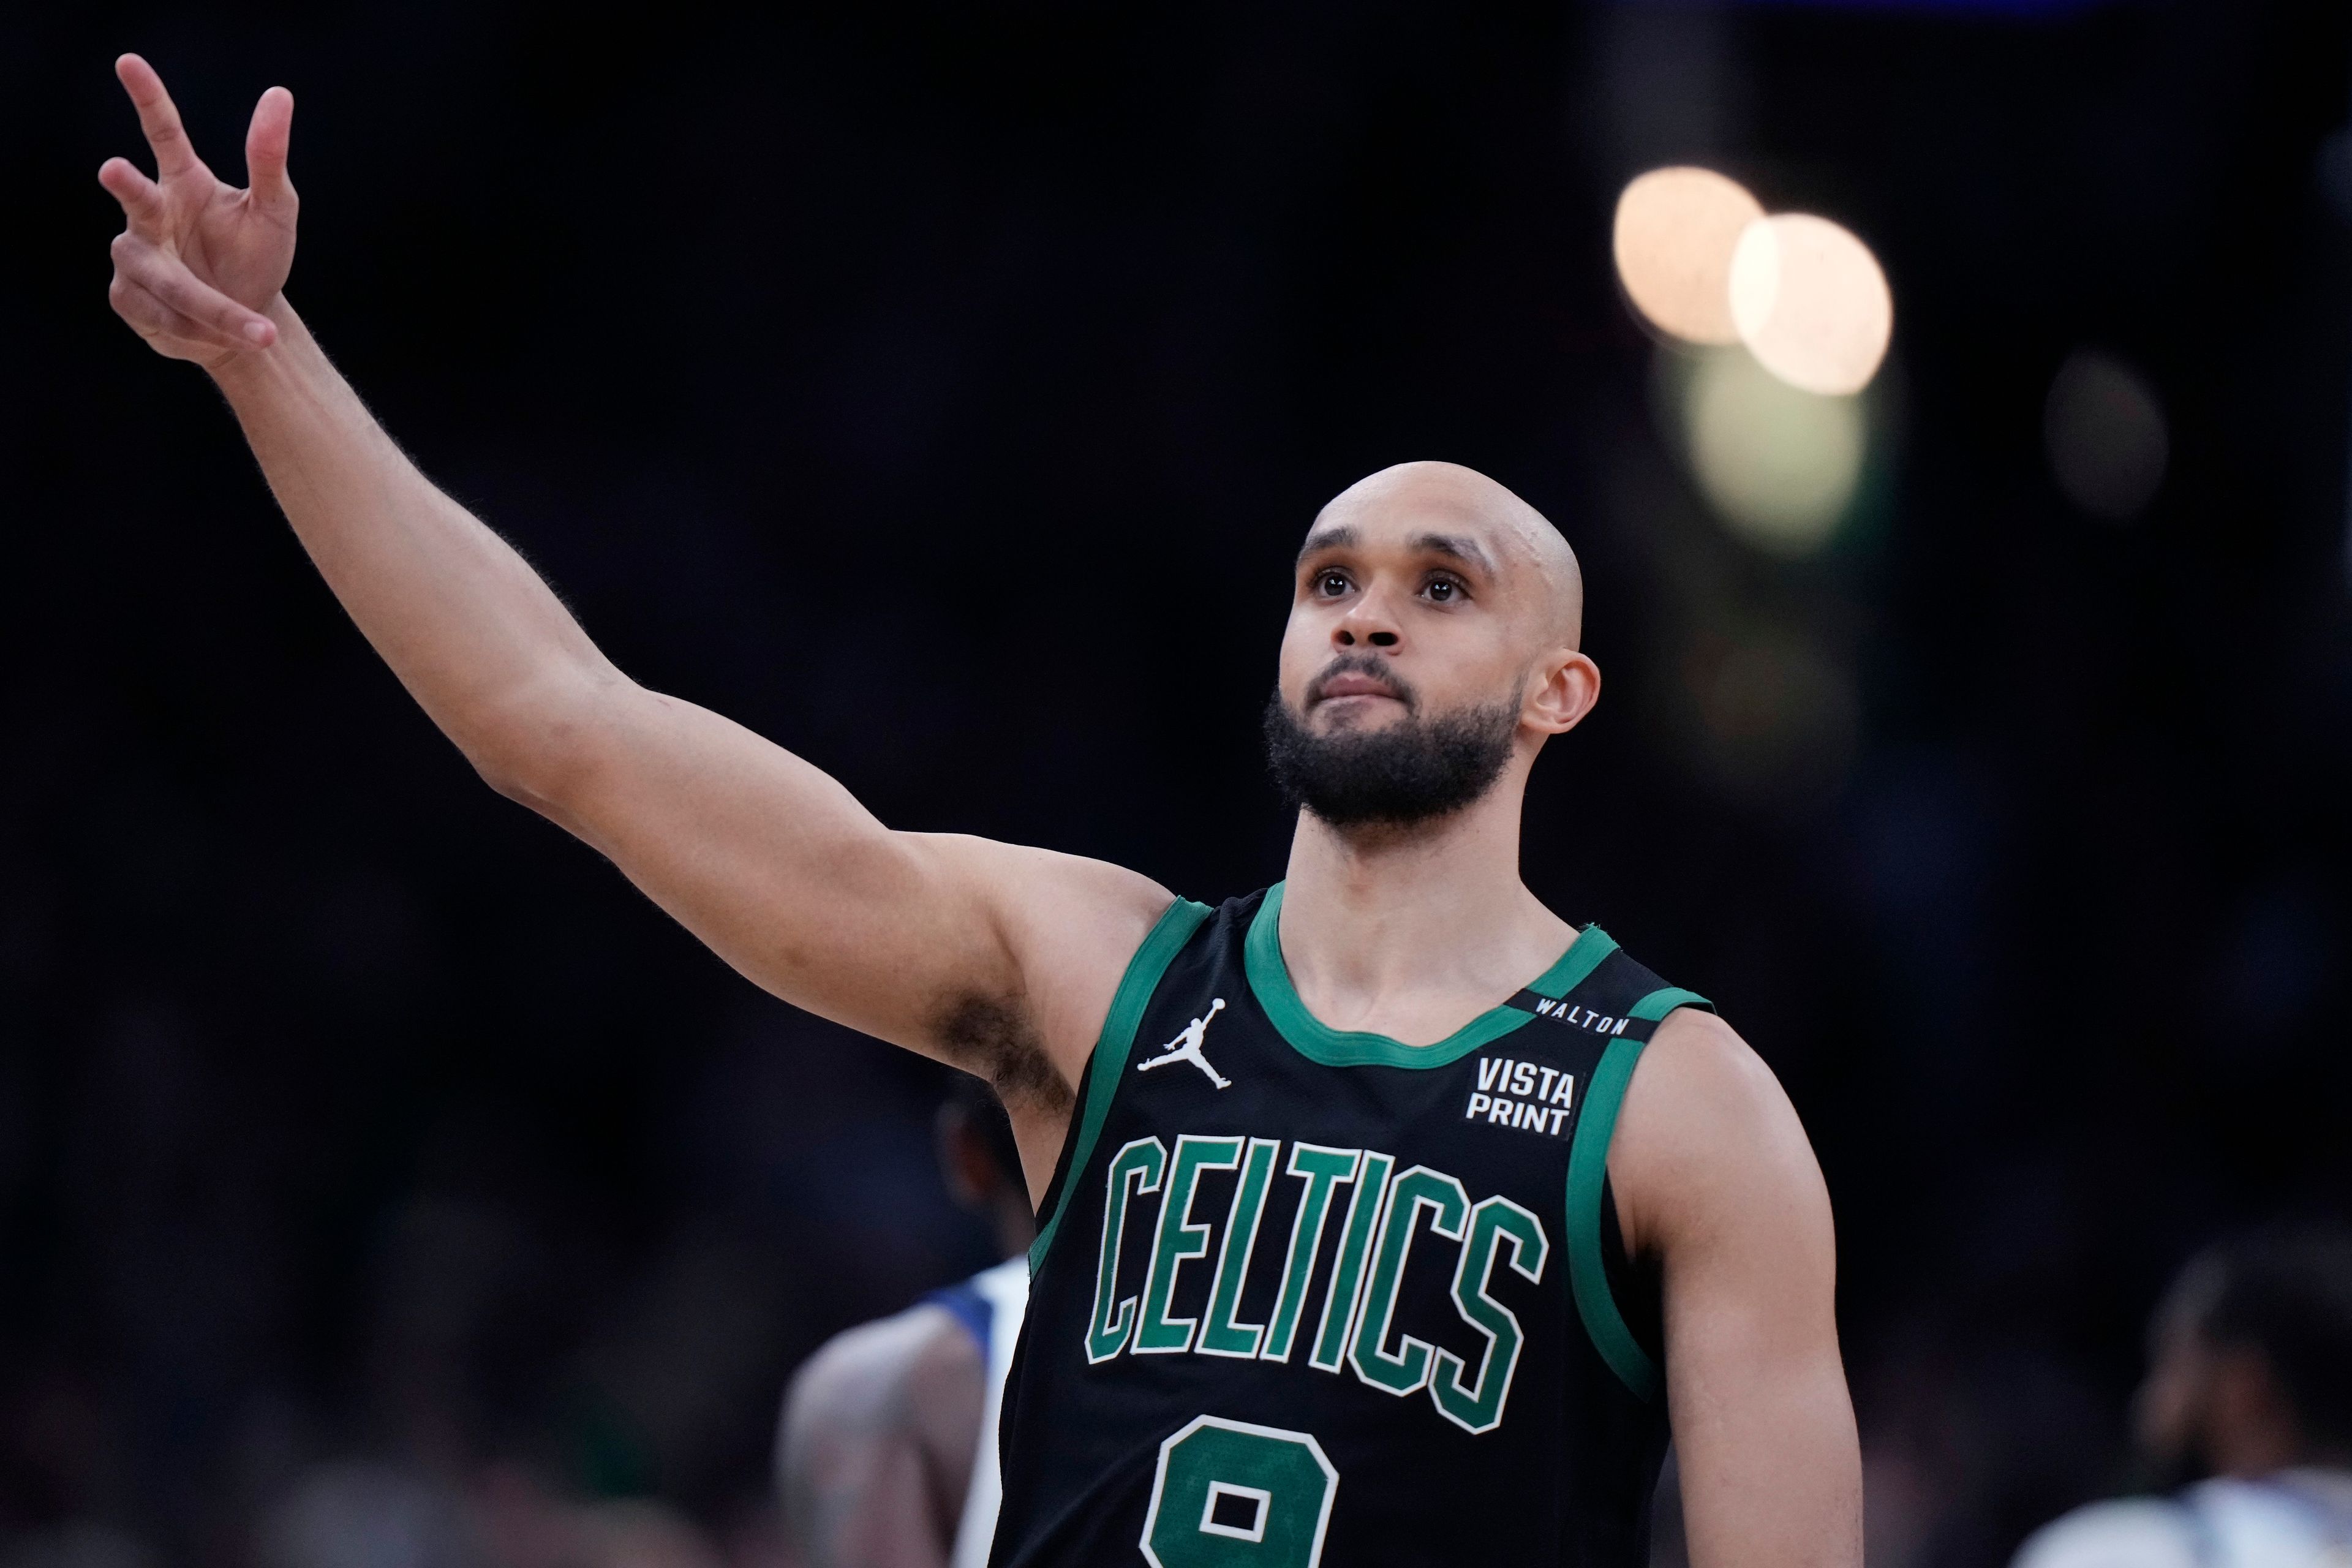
245, 86, 296, 217
115, 53, 201, 179
97, 157, 165, 232
110, 272, 208, 342
110, 233, 276, 347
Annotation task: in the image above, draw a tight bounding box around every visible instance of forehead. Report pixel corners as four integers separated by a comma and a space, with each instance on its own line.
1298, 489, 1529, 577
1318, 471, 1507, 534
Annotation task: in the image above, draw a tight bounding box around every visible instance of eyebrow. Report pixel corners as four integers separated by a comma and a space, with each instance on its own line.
1292, 526, 1495, 576
1295, 524, 1359, 566
1408, 532, 1495, 575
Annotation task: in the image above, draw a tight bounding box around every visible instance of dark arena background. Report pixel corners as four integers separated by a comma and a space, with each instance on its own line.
10, 1, 2352, 1564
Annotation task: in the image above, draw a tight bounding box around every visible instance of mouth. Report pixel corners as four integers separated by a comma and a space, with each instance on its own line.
1308, 669, 1408, 711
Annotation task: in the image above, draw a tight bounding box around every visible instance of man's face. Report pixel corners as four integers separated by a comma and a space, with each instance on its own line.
1275, 487, 1545, 748
1265, 467, 1597, 829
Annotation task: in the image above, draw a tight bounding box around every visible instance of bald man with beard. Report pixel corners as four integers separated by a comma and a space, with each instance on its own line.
97, 54, 1861, 1568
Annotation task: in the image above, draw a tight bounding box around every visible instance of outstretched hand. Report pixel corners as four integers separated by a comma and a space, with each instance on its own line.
99, 54, 297, 368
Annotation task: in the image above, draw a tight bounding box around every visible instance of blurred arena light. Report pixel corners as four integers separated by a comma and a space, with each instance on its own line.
1613, 167, 1893, 404
1613, 167, 1766, 345
2043, 349, 2168, 521
1728, 214, 1894, 397
1676, 348, 1869, 557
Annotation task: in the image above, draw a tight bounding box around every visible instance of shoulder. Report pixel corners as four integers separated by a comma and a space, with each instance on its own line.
919, 834, 1172, 911
913, 834, 1177, 1080
2010, 1499, 2203, 1568
1609, 1008, 1828, 1261
777, 1300, 992, 1560
2178, 1476, 2351, 1557
783, 1301, 982, 1442
1623, 1006, 1784, 1124
915, 836, 1173, 989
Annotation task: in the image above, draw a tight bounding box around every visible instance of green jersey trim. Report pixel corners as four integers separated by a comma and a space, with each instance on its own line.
1563, 984, 1714, 1403
1243, 881, 1619, 1069
1029, 896, 1216, 1275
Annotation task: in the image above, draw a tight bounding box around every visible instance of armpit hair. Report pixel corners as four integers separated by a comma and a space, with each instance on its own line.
936, 993, 1071, 1118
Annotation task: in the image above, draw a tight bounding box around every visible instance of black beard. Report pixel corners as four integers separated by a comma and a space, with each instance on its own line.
1262, 680, 1519, 829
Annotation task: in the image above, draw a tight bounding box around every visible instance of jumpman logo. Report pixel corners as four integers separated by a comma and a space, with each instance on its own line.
1136, 998, 1232, 1090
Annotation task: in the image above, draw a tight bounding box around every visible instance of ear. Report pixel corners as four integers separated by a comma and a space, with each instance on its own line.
1523, 649, 1601, 736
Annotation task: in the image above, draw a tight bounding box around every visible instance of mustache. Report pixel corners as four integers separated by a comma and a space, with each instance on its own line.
1304, 653, 1419, 712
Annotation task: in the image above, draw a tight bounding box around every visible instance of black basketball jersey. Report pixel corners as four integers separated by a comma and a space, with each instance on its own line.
990, 884, 1713, 1568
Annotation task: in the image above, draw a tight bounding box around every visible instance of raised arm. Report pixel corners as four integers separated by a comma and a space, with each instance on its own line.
1613, 1011, 1863, 1568
96, 56, 1169, 1177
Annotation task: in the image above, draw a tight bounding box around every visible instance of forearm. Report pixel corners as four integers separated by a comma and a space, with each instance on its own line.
208, 296, 617, 791
94, 56, 1147, 1091
192, 298, 1131, 1070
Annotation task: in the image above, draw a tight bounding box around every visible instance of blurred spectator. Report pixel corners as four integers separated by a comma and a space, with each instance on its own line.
261, 1464, 481, 1568
260, 1460, 731, 1568
2012, 1227, 2352, 1568
0, 1523, 157, 1568
775, 1081, 1031, 1568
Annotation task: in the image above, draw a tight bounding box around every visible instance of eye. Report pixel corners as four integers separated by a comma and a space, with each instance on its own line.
1314, 570, 1351, 598
1423, 574, 1463, 603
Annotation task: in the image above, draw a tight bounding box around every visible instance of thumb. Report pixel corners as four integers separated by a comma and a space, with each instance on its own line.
245, 86, 296, 214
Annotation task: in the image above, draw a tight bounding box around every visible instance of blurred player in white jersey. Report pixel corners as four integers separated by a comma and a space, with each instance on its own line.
777, 1080, 1034, 1568
2014, 1227, 2352, 1568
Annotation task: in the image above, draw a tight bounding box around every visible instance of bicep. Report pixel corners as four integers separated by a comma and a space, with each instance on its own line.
511, 685, 1168, 1089
514, 685, 1010, 1052
1612, 1014, 1861, 1568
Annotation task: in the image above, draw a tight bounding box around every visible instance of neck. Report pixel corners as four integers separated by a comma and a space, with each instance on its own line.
1276, 770, 1575, 1046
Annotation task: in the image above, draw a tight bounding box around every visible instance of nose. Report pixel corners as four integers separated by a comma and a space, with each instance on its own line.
1333, 584, 1402, 650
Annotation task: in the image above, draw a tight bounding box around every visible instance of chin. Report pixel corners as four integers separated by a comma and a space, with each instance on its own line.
1310, 704, 1404, 736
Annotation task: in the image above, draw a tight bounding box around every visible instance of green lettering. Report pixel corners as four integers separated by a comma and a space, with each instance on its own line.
1136, 1135, 1244, 1354
1259, 1145, 1360, 1364
1431, 1195, 1547, 1433
1308, 1150, 1393, 1372
1197, 1137, 1282, 1358
1088, 1137, 1169, 1363
1348, 1166, 1468, 1395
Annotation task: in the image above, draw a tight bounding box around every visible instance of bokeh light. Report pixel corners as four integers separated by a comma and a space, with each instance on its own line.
2043, 348, 2168, 521
1676, 349, 1869, 556
1613, 167, 1766, 346
1728, 214, 1894, 397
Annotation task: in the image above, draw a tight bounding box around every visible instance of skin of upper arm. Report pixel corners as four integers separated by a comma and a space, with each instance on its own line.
502, 681, 1171, 1179
1610, 1009, 1862, 1568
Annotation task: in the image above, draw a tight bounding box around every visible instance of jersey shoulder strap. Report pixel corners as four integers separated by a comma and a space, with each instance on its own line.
922, 1275, 995, 1355
1502, 924, 1711, 1041
1027, 895, 1216, 1273
1520, 927, 1713, 1404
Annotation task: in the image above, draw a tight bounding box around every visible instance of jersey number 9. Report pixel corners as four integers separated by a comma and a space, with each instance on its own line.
1140, 1415, 1339, 1567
